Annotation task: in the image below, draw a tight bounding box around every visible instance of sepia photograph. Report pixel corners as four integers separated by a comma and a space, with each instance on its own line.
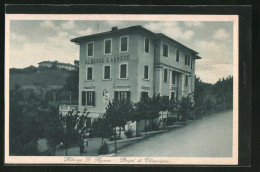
5, 14, 238, 165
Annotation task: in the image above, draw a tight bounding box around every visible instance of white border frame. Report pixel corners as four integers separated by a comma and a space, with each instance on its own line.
4, 14, 239, 165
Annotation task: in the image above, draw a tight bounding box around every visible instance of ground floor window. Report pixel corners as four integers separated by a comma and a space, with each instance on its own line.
82, 91, 95, 106
114, 91, 130, 102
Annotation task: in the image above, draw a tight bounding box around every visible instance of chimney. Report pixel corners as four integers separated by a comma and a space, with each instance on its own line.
111, 26, 118, 31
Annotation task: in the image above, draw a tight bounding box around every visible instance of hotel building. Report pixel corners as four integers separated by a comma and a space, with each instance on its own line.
71, 25, 201, 119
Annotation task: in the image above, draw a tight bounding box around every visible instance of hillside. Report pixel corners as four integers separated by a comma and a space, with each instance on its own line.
9, 68, 71, 90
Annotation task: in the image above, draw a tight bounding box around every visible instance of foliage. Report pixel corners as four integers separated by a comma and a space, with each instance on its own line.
177, 94, 193, 123
194, 75, 233, 116
91, 117, 113, 139
64, 68, 79, 103
44, 106, 65, 155
124, 126, 135, 139
61, 108, 90, 156
103, 100, 133, 153
9, 85, 46, 155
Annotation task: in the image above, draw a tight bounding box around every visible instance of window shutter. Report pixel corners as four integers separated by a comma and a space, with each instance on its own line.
82, 91, 86, 106
92, 92, 95, 106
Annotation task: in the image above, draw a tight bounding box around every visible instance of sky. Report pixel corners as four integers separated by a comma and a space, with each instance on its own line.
9, 20, 233, 84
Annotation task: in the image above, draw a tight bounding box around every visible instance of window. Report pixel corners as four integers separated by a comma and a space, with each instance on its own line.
164, 69, 168, 82
188, 55, 190, 66
185, 75, 188, 86
120, 36, 128, 52
191, 58, 193, 69
87, 91, 95, 106
114, 91, 130, 102
171, 71, 176, 85
144, 38, 150, 53
185, 54, 191, 66
119, 63, 127, 79
82, 91, 95, 106
176, 50, 179, 62
144, 65, 149, 80
82, 91, 86, 106
86, 67, 93, 81
171, 92, 175, 100
103, 65, 111, 79
104, 39, 112, 54
163, 43, 168, 57
141, 92, 149, 102
87, 42, 94, 57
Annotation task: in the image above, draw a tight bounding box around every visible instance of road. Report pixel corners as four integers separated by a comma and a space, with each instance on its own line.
115, 110, 233, 157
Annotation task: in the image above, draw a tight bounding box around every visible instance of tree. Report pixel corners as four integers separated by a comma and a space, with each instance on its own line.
64, 69, 79, 104
133, 94, 161, 133
91, 117, 113, 147
103, 100, 133, 153
9, 85, 46, 155
177, 94, 193, 125
44, 106, 65, 155
146, 94, 161, 130
160, 96, 178, 129
62, 108, 90, 156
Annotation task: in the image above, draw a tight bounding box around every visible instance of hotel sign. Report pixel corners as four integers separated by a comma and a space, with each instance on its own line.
86, 55, 130, 64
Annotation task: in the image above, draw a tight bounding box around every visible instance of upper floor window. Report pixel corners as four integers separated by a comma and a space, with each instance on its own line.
120, 36, 128, 52
87, 42, 94, 57
144, 65, 149, 80
86, 67, 93, 81
119, 63, 128, 79
176, 50, 179, 62
185, 75, 189, 86
163, 43, 169, 57
191, 58, 193, 69
164, 69, 168, 82
104, 39, 112, 54
144, 38, 150, 53
185, 54, 190, 66
103, 65, 111, 80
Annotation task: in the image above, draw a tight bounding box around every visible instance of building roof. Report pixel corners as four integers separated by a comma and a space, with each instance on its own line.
71, 25, 201, 59
38, 61, 77, 67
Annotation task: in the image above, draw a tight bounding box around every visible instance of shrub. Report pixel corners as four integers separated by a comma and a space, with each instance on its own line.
124, 127, 135, 139
98, 142, 108, 155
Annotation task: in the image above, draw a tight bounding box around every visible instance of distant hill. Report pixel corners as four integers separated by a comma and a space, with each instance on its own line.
9, 67, 71, 90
